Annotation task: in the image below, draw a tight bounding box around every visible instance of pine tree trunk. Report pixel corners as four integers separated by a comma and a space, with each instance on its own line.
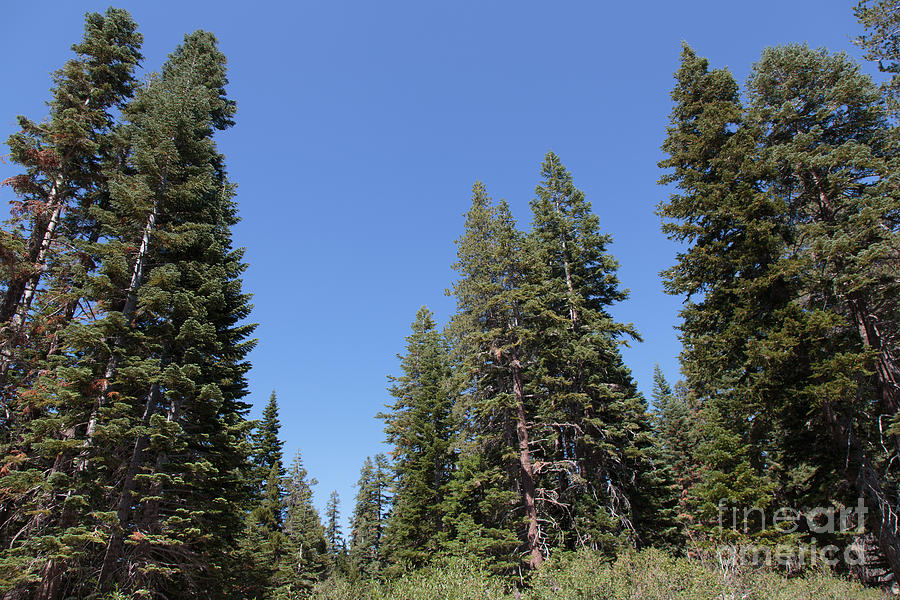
0, 175, 65, 325
554, 198, 579, 328
511, 351, 543, 568
99, 381, 161, 586
0, 177, 66, 390
825, 403, 900, 581
35, 560, 62, 600
849, 296, 900, 413
83, 200, 159, 451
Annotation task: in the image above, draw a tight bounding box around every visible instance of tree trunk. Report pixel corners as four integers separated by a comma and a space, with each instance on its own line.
824, 403, 900, 581
0, 176, 65, 325
81, 200, 158, 459
35, 560, 62, 600
848, 296, 900, 414
99, 381, 161, 586
511, 351, 543, 568
554, 198, 579, 329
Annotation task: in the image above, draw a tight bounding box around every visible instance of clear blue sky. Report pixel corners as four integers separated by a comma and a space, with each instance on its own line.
1, 1, 872, 527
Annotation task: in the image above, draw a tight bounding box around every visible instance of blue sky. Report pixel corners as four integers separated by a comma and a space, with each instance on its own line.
1, 1, 871, 527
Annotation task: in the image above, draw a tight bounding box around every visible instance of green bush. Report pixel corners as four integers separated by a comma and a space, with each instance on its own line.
309, 549, 888, 600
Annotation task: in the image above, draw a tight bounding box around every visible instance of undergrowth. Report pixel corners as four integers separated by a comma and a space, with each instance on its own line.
310, 549, 889, 600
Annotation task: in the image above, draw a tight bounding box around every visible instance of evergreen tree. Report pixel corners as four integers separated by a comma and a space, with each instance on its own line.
526, 151, 675, 552
283, 451, 328, 594
660, 42, 900, 575
748, 43, 900, 576
349, 454, 390, 578
0, 9, 143, 597
0, 7, 142, 332
81, 30, 252, 597
379, 307, 454, 568
1, 23, 256, 600
252, 390, 286, 491
325, 490, 347, 575
657, 45, 778, 545
856, 0, 900, 116
242, 392, 291, 598
442, 182, 535, 571
651, 366, 696, 521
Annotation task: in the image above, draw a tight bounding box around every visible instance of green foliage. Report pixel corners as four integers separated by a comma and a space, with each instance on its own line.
283, 452, 329, 594
442, 182, 533, 571
856, 0, 900, 116
307, 550, 887, 600
379, 307, 454, 569
0, 15, 258, 599
526, 152, 676, 552
252, 391, 286, 490
349, 454, 390, 578
325, 490, 349, 576
0, 7, 144, 596
436, 156, 679, 574
659, 39, 900, 577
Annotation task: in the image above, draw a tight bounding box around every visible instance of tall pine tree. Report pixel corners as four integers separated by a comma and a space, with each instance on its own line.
526, 151, 674, 552
349, 454, 390, 578
325, 490, 347, 575
441, 182, 526, 572
283, 451, 328, 594
0, 9, 143, 597
380, 307, 454, 568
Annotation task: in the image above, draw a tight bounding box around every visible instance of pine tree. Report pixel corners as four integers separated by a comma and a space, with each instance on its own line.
82, 30, 254, 597
855, 0, 900, 116
657, 45, 778, 544
526, 151, 674, 552
283, 451, 328, 594
0, 22, 256, 600
325, 490, 347, 575
0, 9, 143, 597
747, 43, 900, 576
442, 182, 536, 571
349, 454, 390, 578
242, 392, 291, 598
651, 366, 696, 520
252, 390, 285, 491
660, 42, 900, 575
379, 307, 454, 568
0, 7, 142, 331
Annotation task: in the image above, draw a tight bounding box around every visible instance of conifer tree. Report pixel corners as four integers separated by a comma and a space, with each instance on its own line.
856, 0, 900, 116
660, 42, 900, 575
379, 307, 454, 568
242, 392, 291, 597
0, 9, 143, 597
748, 43, 900, 576
325, 490, 348, 575
651, 366, 696, 518
349, 454, 390, 578
0, 7, 142, 332
443, 182, 537, 571
657, 45, 778, 543
526, 151, 673, 552
252, 390, 286, 491
83, 30, 254, 597
283, 452, 328, 594
1, 22, 256, 600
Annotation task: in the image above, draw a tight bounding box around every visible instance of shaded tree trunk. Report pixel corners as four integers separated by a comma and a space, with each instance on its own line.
825, 403, 900, 581
512, 351, 542, 569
